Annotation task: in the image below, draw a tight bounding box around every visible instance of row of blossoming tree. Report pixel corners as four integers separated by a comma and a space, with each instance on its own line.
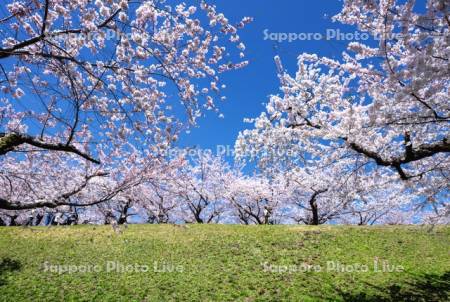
0, 150, 440, 226
0, 0, 448, 226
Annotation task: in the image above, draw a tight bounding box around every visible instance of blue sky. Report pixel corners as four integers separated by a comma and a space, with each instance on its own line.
177, 0, 353, 153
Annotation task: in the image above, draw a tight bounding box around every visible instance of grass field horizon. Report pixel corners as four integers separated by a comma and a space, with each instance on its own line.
0, 224, 449, 301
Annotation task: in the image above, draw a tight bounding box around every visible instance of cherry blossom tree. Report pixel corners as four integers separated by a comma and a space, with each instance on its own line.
236, 0, 449, 223
139, 177, 181, 224
283, 168, 350, 225
333, 173, 415, 225
0, 0, 250, 211
225, 173, 288, 225
172, 150, 230, 223
101, 157, 184, 224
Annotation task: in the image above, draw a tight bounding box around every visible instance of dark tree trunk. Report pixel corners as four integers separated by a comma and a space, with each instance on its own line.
194, 215, 204, 224
147, 212, 157, 224
158, 213, 169, 224
307, 189, 327, 226
118, 200, 132, 225
117, 215, 127, 225
34, 213, 44, 226
192, 206, 204, 223
310, 199, 319, 225
9, 215, 19, 226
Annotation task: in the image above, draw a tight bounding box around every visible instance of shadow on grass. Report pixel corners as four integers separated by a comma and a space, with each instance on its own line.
0, 258, 22, 286
336, 271, 450, 302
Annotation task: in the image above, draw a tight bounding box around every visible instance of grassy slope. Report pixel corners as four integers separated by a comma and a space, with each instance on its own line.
0, 225, 449, 302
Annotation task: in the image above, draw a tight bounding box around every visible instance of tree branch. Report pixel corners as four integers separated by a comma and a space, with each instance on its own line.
346, 136, 450, 180
0, 172, 113, 210
0, 132, 100, 164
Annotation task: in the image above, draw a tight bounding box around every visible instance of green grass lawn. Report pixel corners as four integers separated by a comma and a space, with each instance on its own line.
0, 225, 449, 301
